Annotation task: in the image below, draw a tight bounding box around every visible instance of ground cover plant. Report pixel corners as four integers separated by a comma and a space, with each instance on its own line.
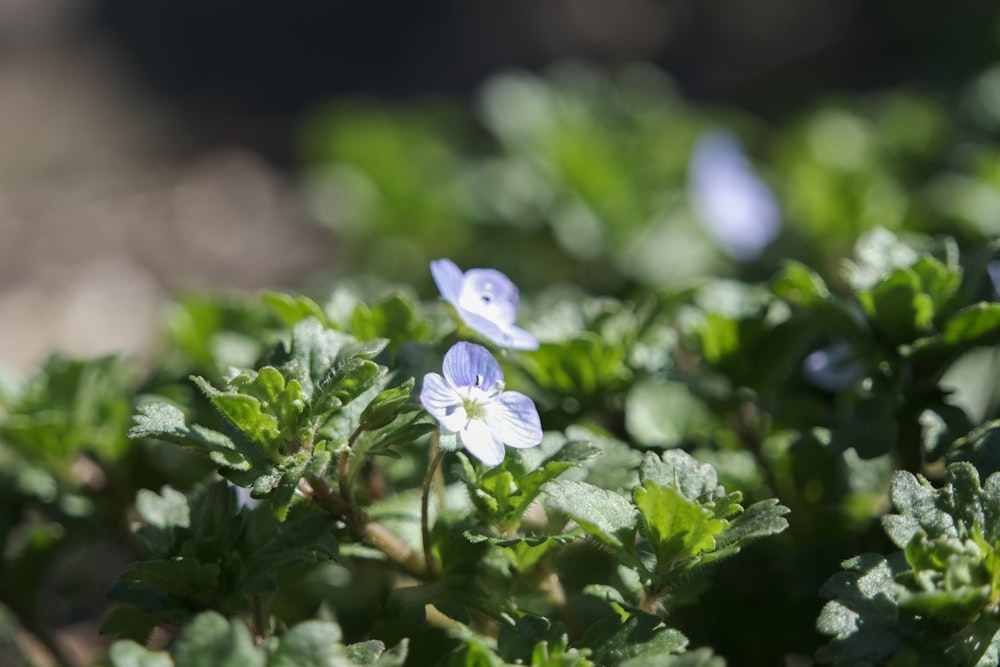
7, 63, 1000, 666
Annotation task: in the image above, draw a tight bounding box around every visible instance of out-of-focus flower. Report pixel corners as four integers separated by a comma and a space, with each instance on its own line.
803, 340, 866, 392
988, 260, 1000, 297
430, 258, 538, 350
420, 341, 542, 466
689, 131, 781, 261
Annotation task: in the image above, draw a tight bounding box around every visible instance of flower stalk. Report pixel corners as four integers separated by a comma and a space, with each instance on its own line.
421, 434, 446, 579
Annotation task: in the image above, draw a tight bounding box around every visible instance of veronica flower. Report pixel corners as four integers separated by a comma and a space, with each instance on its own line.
420, 341, 542, 466
430, 258, 539, 350
689, 131, 781, 261
802, 340, 866, 393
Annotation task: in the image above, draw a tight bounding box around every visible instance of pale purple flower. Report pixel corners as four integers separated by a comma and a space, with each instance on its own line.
420, 342, 543, 466
803, 340, 866, 392
689, 131, 781, 261
430, 258, 539, 350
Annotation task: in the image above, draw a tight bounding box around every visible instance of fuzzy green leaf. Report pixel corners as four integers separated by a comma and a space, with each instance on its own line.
817, 552, 907, 666
359, 379, 417, 431
542, 480, 638, 552
582, 613, 687, 665
634, 482, 726, 571
191, 375, 291, 455
714, 499, 790, 551
129, 402, 263, 471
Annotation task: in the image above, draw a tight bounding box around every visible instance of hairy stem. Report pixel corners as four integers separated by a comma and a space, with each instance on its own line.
421, 437, 446, 579
302, 475, 428, 577
337, 424, 366, 505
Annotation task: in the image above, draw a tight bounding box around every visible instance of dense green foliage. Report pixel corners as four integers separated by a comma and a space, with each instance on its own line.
6, 63, 1000, 666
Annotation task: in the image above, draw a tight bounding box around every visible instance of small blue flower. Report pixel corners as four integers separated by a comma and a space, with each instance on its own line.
689, 131, 781, 261
420, 341, 543, 466
802, 340, 866, 392
430, 258, 539, 350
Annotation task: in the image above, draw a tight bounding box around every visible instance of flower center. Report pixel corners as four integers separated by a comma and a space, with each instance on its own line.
459, 375, 504, 421
462, 396, 488, 421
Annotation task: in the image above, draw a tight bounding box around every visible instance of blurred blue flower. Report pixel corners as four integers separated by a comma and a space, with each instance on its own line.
689, 131, 781, 261
803, 340, 866, 392
988, 260, 1000, 297
420, 341, 542, 466
430, 258, 538, 350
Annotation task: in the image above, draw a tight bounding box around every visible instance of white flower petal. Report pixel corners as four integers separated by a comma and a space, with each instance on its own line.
460, 312, 539, 351
498, 324, 540, 351
443, 341, 504, 389
487, 391, 543, 449
430, 258, 465, 304
460, 418, 506, 466
419, 372, 469, 432
458, 268, 520, 326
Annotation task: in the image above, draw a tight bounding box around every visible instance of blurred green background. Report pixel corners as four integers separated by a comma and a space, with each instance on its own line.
5, 0, 1000, 372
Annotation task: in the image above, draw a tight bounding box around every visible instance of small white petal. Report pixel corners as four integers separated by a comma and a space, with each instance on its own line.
487, 391, 543, 449
460, 419, 506, 466
460, 312, 540, 351
430, 258, 465, 304
498, 324, 540, 351
419, 372, 469, 432
443, 342, 504, 388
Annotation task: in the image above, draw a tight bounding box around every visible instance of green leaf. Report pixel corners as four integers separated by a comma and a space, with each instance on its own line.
639, 450, 726, 505
281, 318, 386, 403
624, 380, 712, 448
267, 620, 343, 667
542, 480, 637, 552
359, 378, 416, 431
348, 639, 407, 666
818, 553, 905, 665
130, 402, 264, 471
634, 482, 726, 571
714, 499, 790, 552
857, 267, 926, 343
941, 302, 1000, 347
312, 358, 384, 422
955, 420, 1000, 480
135, 486, 190, 531
1, 355, 135, 467
581, 613, 687, 665
170, 612, 264, 667
109, 640, 174, 667
351, 293, 432, 353
520, 335, 630, 401
198, 388, 276, 443
771, 261, 871, 350
261, 291, 329, 327
112, 558, 222, 608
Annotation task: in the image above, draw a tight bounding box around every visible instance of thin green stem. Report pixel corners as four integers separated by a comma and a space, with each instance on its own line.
422, 432, 446, 579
